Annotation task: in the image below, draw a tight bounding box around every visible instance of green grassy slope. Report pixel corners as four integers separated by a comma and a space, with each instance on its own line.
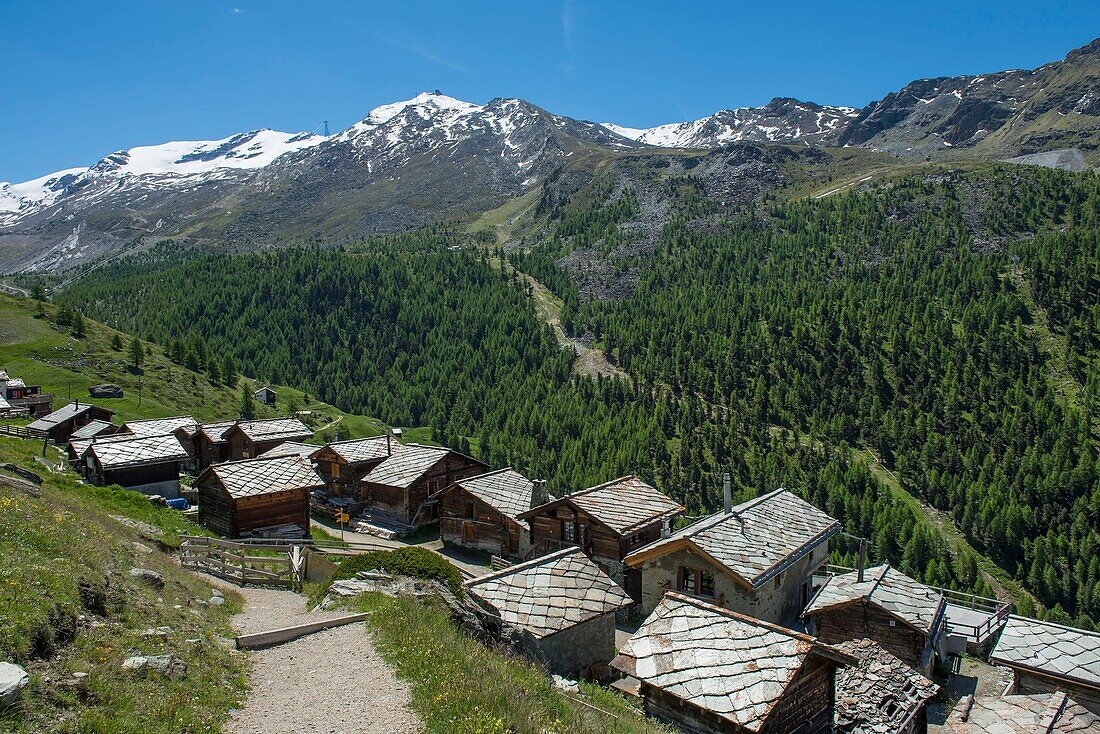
0, 436, 247, 733
0, 293, 386, 439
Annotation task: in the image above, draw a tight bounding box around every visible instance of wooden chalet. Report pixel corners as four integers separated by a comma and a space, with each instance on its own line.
361, 442, 488, 527
803, 564, 947, 674
464, 547, 632, 677
253, 386, 277, 406
0, 370, 53, 417
433, 468, 548, 558
516, 475, 684, 578
946, 692, 1099, 734
990, 616, 1100, 714
224, 418, 313, 460
191, 421, 236, 470
624, 489, 840, 624
833, 639, 938, 734
196, 456, 323, 538
310, 435, 393, 499
80, 433, 190, 496
27, 401, 115, 443
612, 592, 857, 734
67, 419, 118, 446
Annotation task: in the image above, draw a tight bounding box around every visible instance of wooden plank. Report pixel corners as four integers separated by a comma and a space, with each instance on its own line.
235, 613, 372, 650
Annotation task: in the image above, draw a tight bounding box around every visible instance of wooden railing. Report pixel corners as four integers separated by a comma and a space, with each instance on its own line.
0, 424, 31, 438
522, 537, 578, 561
180, 535, 304, 590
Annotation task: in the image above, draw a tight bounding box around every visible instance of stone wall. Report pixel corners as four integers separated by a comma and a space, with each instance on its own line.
534, 612, 618, 678
635, 542, 828, 624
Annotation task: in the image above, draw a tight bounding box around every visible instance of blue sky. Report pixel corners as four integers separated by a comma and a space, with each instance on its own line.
2, 1, 1098, 182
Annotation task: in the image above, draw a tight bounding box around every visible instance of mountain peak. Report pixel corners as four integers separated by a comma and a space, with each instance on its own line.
365, 91, 480, 125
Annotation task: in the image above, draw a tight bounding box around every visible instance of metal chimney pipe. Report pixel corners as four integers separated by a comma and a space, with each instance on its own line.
723, 473, 732, 514
857, 538, 867, 583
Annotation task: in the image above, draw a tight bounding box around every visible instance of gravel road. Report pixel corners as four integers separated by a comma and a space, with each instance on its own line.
223, 585, 420, 734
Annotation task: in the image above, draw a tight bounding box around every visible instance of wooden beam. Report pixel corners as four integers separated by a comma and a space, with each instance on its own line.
235, 612, 372, 650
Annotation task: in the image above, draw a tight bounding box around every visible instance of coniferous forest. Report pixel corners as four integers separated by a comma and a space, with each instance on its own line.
62, 164, 1100, 628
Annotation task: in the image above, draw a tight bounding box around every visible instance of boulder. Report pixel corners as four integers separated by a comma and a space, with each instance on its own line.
122, 655, 187, 680
129, 567, 165, 589
0, 662, 29, 707
88, 384, 123, 399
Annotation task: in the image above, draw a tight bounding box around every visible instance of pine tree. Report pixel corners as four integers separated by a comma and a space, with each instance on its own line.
31, 283, 47, 301
240, 382, 256, 420
70, 312, 85, 338
111, 333, 123, 350
222, 355, 238, 388
129, 336, 144, 370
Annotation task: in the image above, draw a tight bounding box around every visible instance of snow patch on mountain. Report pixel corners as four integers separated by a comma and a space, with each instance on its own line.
0, 168, 88, 214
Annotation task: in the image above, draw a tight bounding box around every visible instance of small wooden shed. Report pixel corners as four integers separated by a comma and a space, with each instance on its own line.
80, 433, 190, 496
196, 456, 324, 538
361, 442, 488, 527
612, 592, 856, 734
433, 468, 548, 558
27, 401, 115, 443
464, 547, 632, 677
224, 418, 313, 461
803, 564, 947, 674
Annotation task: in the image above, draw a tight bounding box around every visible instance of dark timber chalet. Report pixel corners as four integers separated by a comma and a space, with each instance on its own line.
433, 468, 548, 558
612, 592, 857, 734
803, 564, 947, 675
624, 488, 840, 624
464, 548, 632, 677
191, 421, 236, 470
196, 456, 324, 538
224, 418, 313, 460
27, 401, 115, 443
989, 616, 1100, 714
79, 433, 190, 496
310, 436, 394, 510
516, 475, 684, 576
361, 442, 487, 527
116, 415, 199, 469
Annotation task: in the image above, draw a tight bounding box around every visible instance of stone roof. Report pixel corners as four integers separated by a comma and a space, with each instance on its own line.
259, 441, 319, 459
443, 468, 536, 524
518, 475, 684, 535
196, 420, 237, 443
990, 616, 1100, 689
625, 489, 840, 589
120, 416, 196, 438
228, 418, 312, 443
83, 434, 189, 469
612, 593, 855, 733
70, 420, 116, 440
834, 638, 938, 734
804, 564, 946, 636
28, 401, 113, 431
946, 692, 1099, 734
317, 436, 392, 466
464, 547, 632, 639
365, 443, 483, 489
204, 456, 324, 499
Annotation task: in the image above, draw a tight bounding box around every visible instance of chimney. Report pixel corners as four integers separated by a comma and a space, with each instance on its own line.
661, 517, 672, 538
857, 537, 867, 583
723, 473, 732, 514
532, 479, 549, 508
386, 430, 392, 455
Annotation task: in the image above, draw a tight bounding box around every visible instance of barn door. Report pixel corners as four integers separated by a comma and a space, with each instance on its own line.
462, 522, 479, 543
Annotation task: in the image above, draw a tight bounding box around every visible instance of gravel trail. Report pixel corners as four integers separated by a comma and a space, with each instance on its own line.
224, 584, 420, 734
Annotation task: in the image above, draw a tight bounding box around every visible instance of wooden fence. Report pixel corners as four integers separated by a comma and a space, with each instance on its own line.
180, 535, 304, 590
0, 424, 31, 438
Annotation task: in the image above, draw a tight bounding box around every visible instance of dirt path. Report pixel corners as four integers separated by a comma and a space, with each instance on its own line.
493, 257, 630, 382
223, 584, 420, 734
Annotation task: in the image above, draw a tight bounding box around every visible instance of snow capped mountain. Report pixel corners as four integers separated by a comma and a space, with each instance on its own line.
0, 168, 88, 217
602, 98, 859, 149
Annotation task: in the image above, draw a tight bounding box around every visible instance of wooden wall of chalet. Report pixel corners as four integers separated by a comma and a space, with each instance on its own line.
99, 462, 179, 489
44, 406, 114, 442
194, 435, 229, 470
1013, 669, 1100, 715
365, 453, 486, 526
312, 448, 386, 498
812, 602, 928, 669
228, 433, 292, 461
639, 655, 837, 734
526, 503, 663, 563
198, 480, 309, 538
438, 486, 523, 557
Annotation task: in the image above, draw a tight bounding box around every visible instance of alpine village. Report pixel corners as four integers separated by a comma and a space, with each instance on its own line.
1, 13, 1099, 734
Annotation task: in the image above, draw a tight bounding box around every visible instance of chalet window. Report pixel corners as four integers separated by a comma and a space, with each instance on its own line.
331, 463, 340, 478
700, 570, 715, 598
465, 501, 476, 519
774, 572, 783, 590
678, 566, 716, 599
562, 521, 575, 543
